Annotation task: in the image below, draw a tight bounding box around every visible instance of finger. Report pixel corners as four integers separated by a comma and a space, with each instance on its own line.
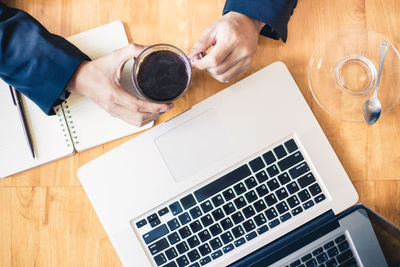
208, 58, 249, 82
113, 43, 146, 66
189, 28, 215, 58
110, 103, 162, 126
136, 98, 175, 113
192, 40, 232, 70
207, 51, 243, 76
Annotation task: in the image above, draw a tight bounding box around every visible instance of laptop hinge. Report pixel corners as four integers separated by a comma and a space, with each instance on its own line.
229, 210, 337, 267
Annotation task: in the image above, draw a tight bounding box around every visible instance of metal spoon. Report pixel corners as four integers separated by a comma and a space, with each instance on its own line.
362, 40, 389, 125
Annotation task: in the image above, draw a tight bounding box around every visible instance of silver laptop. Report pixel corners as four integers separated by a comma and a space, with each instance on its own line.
78, 61, 358, 267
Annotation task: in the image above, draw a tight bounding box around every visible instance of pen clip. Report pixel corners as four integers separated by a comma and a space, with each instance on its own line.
9, 85, 17, 106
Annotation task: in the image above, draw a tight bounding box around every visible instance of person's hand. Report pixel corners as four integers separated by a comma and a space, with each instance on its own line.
189, 12, 265, 83
65, 44, 174, 127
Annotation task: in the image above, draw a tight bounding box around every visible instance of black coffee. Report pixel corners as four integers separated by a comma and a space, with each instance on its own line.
137, 50, 189, 102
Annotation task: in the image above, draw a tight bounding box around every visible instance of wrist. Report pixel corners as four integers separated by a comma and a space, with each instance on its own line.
226, 11, 265, 33
65, 60, 90, 95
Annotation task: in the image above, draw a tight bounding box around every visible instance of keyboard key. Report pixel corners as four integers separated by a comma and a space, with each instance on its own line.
280, 212, 292, 222
242, 205, 256, 218
257, 225, 269, 235
165, 247, 178, 260
268, 218, 280, 228
254, 199, 267, 212
255, 170, 269, 183
199, 256, 211, 266
170, 201, 183, 216
220, 218, 234, 230
267, 165, 279, 178
338, 241, 349, 252
176, 255, 190, 267
267, 178, 280, 191
274, 145, 287, 159
298, 173, 316, 188
150, 218, 161, 227
327, 247, 338, 258
178, 212, 192, 225
178, 226, 191, 239
176, 241, 189, 254
209, 223, 222, 236
287, 181, 300, 194
211, 208, 225, 221
305, 258, 317, 267
234, 237, 246, 247
198, 243, 211, 256
278, 151, 303, 171
303, 200, 314, 210
264, 193, 278, 206
324, 241, 335, 250
147, 213, 159, 224
336, 249, 353, 264
243, 219, 256, 232
265, 207, 278, 220
231, 211, 245, 224
291, 206, 303, 216
221, 231, 234, 244
246, 230, 257, 241
194, 164, 251, 202
276, 201, 289, 214
276, 188, 289, 200
158, 207, 169, 217
168, 232, 181, 245
189, 207, 202, 220
278, 172, 291, 185
315, 194, 326, 203
232, 225, 245, 238
154, 253, 167, 266
290, 259, 301, 267
200, 214, 213, 227
223, 243, 234, 253
298, 189, 311, 202
189, 221, 203, 233
188, 263, 200, 267
309, 183, 322, 196
254, 213, 267, 226
316, 252, 328, 264
301, 253, 312, 262
187, 249, 201, 262
149, 238, 169, 255
211, 249, 223, 260
164, 262, 177, 267
284, 139, 298, 153
143, 224, 169, 245
211, 194, 225, 207
289, 162, 310, 179
287, 195, 301, 208
245, 190, 258, 203
234, 182, 246, 195
340, 258, 357, 267
222, 188, 236, 201
198, 229, 211, 242
263, 151, 276, 165
249, 157, 266, 172
223, 202, 236, 215
180, 194, 197, 210
234, 196, 247, 209
200, 200, 213, 214
325, 258, 337, 267
245, 176, 258, 189
256, 184, 269, 197
335, 235, 346, 244
313, 247, 323, 256
136, 219, 147, 228
209, 237, 223, 250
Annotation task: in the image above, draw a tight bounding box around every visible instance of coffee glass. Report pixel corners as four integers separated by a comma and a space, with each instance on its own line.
131, 44, 192, 103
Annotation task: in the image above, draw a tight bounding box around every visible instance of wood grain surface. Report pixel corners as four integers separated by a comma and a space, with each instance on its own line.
1, 0, 399, 266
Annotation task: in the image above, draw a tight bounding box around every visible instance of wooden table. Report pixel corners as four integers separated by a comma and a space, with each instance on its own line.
1, 0, 399, 266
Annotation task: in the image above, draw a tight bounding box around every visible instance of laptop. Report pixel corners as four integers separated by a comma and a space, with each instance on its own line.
78, 61, 359, 267
231, 203, 400, 267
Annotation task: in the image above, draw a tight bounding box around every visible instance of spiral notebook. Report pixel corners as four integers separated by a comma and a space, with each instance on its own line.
0, 21, 153, 178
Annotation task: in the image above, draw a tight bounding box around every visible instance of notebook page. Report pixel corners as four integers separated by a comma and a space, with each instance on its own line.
63, 21, 153, 152
0, 81, 74, 178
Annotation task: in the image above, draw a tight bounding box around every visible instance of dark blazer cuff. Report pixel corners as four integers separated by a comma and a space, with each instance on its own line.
223, 0, 297, 42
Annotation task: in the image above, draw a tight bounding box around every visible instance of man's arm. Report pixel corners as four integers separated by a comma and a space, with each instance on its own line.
0, 3, 89, 114
223, 0, 298, 42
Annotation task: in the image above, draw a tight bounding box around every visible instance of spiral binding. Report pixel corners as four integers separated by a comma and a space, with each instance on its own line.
61, 100, 80, 147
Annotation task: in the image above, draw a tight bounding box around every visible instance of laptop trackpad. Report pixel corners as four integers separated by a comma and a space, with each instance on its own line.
155, 109, 234, 182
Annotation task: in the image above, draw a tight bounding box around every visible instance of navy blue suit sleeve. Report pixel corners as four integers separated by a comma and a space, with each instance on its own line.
0, 3, 90, 114
223, 0, 297, 42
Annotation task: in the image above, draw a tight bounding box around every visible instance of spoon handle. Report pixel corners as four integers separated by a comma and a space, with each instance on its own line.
374, 40, 389, 97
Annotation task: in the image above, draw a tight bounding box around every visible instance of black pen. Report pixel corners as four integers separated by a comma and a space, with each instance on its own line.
9, 86, 36, 159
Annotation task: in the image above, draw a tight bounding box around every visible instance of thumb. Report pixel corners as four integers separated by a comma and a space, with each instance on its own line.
189, 29, 215, 59
114, 43, 146, 65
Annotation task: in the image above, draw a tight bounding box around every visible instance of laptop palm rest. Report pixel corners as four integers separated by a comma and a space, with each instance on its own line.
154, 108, 235, 182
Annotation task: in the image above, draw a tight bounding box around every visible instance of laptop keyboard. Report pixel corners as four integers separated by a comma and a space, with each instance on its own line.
132, 138, 327, 267
287, 234, 358, 267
